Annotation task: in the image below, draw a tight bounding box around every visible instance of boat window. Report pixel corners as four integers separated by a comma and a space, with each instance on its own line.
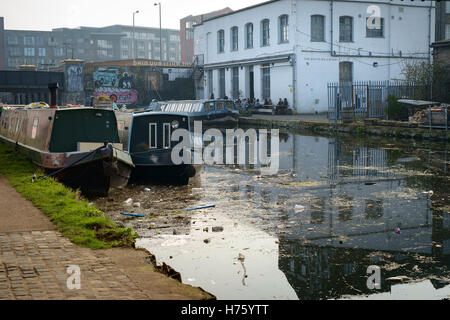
149, 123, 157, 149
226, 101, 235, 110
31, 119, 39, 139
163, 123, 171, 149
216, 102, 225, 111
204, 102, 213, 112
194, 103, 202, 112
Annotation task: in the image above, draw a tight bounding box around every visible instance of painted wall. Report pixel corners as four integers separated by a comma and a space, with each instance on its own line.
83, 63, 194, 107
194, 0, 435, 113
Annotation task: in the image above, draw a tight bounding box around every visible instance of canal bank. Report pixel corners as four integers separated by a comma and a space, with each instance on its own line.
239, 115, 450, 142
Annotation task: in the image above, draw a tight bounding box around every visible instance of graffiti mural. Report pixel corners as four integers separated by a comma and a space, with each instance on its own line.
67, 65, 84, 92
93, 68, 138, 104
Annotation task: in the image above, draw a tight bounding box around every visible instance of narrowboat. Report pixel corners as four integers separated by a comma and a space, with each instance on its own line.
149, 100, 239, 127
115, 111, 197, 185
0, 106, 134, 195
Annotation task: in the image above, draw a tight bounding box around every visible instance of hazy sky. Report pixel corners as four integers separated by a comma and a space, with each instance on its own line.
0, 0, 265, 31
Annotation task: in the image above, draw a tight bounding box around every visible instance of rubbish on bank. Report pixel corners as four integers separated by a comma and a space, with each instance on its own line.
187, 204, 216, 211
120, 212, 148, 218
124, 198, 133, 206
133, 202, 141, 208
144, 188, 151, 192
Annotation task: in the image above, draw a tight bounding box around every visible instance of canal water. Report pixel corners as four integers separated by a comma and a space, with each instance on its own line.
96, 131, 450, 300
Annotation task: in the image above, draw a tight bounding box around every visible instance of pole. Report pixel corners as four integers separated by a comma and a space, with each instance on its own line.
159, 3, 162, 62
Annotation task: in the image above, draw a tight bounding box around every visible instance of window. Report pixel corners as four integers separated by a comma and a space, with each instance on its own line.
98, 40, 113, 49
339, 62, 353, 83
149, 123, 157, 149
279, 15, 289, 43
186, 30, 194, 40
36, 37, 44, 46
219, 68, 226, 98
311, 15, 325, 42
24, 48, 35, 57
138, 41, 145, 50
447, 2, 450, 14
218, 30, 225, 53
262, 65, 271, 99
339, 16, 353, 42
122, 50, 129, 58
24, 36, 35, 46
8, 36, 18, 45
446, 24, 450, 40
9, 47, 20, 57
38, 48, 46, 57
261, 19, 270, 46
231, 27, 238, 51
245, 23, 254, 49
366, 18, 384, 38
232, 67, 239, 99
163, 123, 171, 149
54, 48, 64, 57
121, 39, 129, 49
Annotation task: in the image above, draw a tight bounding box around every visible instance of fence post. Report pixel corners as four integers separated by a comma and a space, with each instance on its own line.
367, 85, 370, 118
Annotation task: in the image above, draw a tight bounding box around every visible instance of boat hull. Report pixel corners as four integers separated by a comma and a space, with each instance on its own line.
0, 135, 133, 195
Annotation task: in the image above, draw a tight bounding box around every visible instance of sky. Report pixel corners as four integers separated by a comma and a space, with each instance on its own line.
0, 0, 265, 31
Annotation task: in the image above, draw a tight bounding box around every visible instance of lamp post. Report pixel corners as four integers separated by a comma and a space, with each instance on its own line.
154, 2, 162, 63
133, 10, 140, 64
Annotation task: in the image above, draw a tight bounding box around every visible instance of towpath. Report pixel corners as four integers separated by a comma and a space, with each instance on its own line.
0, 175, 212, 300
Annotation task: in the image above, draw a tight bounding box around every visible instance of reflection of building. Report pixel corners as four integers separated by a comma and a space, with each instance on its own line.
0, 18, 181, 70
180, 8, 233, 64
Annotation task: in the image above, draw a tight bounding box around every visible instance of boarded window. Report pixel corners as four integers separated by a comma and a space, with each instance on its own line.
339, 62, 353, 83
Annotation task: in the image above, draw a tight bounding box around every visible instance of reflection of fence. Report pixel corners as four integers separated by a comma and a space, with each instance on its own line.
328, 81, 422, 122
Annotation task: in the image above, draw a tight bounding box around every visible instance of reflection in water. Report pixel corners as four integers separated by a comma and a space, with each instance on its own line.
135, 131, 450, 300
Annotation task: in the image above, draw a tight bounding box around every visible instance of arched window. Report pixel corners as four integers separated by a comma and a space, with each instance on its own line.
245, 23, 254, 49
261, 19, 270, 46
217, 30, 225, 53
231, 26, 239, 51
311, 15, 325, 42
339, 16, 353, 42
279, 15, 289, 43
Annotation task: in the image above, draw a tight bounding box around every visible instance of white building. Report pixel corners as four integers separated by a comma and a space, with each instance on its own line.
193, 0, 435, 113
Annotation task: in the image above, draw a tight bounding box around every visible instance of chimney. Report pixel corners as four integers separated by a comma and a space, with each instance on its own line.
48, 83, 59, 108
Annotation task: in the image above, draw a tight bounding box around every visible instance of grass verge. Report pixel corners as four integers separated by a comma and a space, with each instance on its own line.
0, 142, 138, 249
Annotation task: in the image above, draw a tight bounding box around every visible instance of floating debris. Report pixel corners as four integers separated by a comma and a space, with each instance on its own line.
124, 198, 133, 206
187, 204, 216, 211
144, 188, 151, 192
395, 228, 402, 235
212, 226, 224, 233
120, 212, 148, 218
294, 205, 307, 213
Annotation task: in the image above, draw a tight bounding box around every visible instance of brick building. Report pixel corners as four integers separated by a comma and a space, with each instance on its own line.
180, 8, 233, 64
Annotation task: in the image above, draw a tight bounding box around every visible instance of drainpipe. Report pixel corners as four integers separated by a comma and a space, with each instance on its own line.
330, 0, 334, 56
291, 54, 296, 112
428, 1, 433, 100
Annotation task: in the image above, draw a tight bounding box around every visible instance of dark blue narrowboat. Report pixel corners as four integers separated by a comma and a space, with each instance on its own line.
115, 111, 197, 185
149, 100, 239, 127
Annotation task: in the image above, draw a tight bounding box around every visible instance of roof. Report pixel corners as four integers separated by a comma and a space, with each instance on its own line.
196, 0, 281, 25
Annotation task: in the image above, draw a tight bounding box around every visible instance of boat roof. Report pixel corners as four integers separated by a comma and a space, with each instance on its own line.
132, 111, 192, 118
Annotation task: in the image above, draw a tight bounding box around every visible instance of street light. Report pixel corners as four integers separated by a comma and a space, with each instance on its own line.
154, 2, 162, 63
133, 10, 140, 64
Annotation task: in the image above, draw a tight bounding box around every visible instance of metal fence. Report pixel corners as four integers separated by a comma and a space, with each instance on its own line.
328, 81, 423, 122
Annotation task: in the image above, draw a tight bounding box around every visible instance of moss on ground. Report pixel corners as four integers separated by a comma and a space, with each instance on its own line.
0, 143, 138, 249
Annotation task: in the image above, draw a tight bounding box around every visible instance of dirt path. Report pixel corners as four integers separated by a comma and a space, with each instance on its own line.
0, 175, 213, 300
